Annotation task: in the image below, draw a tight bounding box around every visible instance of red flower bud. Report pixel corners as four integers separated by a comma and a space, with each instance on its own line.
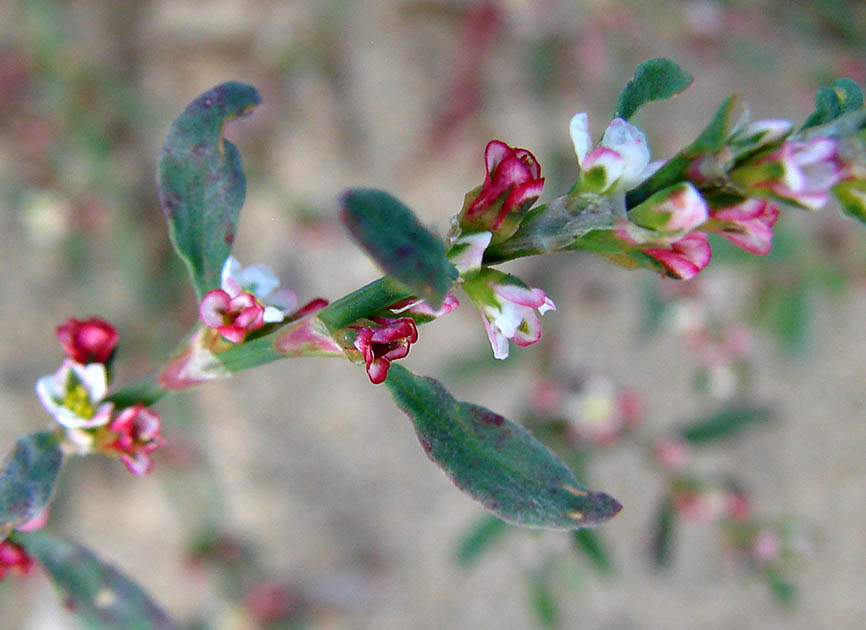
56, 317, 118, 364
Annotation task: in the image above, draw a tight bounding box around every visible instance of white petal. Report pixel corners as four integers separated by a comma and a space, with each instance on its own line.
239, 263, 280, 298
569, 112, 592, 165
601, 118, 651, 190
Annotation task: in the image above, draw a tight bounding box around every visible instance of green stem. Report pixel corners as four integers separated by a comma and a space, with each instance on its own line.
317, 276, 413, 331
104, 376, 168, 408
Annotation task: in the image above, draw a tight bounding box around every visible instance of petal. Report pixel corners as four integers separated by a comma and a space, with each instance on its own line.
449, 231, 492, 274
366, 357, 391, 384
484, 140, 512, 175
581, 146, 626, 190
238, 263, 280, 298
569, 112, 591, 164
266, 288, 297, 311
76, 362, 108, 402
601, 118, 651, 189
262, 306, 285, 323
220, 256, 243, 287
480, 312, 510, 360
492, 282, 549, 309
200, 289, 231, 327
511, 311, 543, 346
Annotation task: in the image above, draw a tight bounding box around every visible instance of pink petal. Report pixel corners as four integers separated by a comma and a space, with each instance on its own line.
200, 290, 231, 327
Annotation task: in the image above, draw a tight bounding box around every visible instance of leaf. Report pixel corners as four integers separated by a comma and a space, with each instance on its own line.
613, 58, 693, 121
384, 365, 622, 529
0, 432, 63, 537
528, 571, 559, 628
340, 189, 457, 309
455, 514, 511, 568
677, 405, 772, 443
572, 528, 613, 575
649, 497, 676, 568
16, 530, 177, 629
157, 82, 262, 300
833, 179, 866, 225
766, 568, 797, 604
687, 95, 739, 155
801, 78, 864, 130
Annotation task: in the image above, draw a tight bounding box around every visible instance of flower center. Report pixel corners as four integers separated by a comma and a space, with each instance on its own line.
64, 383, 94, 419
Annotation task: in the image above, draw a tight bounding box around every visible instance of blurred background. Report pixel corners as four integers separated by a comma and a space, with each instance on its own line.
1, 0, 866, 628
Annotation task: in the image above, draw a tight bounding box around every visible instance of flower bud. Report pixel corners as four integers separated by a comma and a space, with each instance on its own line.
56, 317, 118, 365
570, 113, 655, 193
628, 182, 709, 237
706, 198, 779, 255
457, 141, 544, 243
0, 540, 34, 581
347, 317, 419, 384
105, 404, 164, 476
643, 232, 712, 280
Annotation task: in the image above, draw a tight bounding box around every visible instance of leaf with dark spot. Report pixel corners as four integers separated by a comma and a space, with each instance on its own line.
157, 82, 261, 300
340, 189, 457, 309
384, 365, 622, 529
0, 432, 63, 537
16, 530, 176, 629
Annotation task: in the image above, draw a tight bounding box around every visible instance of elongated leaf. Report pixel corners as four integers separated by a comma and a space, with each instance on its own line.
340, 189, 457, 309
384, 365, 622, 529
157, 82, 261, 300
649, 498, 676, 568
17, 530, 176, 629
456, 514, 511, 568
677, 405, 772, 443
801, 78, 863, 130
0, 432, 63, 536
614, 58, 693, 121
572, 528, 613, 575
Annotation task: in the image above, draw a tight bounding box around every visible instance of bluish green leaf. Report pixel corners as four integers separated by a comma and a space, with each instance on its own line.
572, 528, 613, 575
650, 498, 676, 568
16, 530, 176, 629
340, 189, 457, 309
0, 432, 63, 537
384, 365, 622, 529
614, 58, 693, 121
455, 514, 511, 568
157, 82, 261, 300
677, 405, 772, 443
801, 78, 863, 130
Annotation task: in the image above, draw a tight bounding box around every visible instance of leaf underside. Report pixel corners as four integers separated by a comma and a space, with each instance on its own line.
0, 432, 63, 536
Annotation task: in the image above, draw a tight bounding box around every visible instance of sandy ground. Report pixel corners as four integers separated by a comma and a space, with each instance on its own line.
2, 1, 866, 628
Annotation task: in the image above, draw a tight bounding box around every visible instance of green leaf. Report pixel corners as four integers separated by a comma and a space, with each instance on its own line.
833, 179, 866, 225
15, 530, 176, 629
766, 568, 797, 604
572, 528, 613, 575
614, 58, 693, 121
384, 365, 622, 529
649, 498, 676, 568
455, 514, 511, 568
677, 405, 772, 443
801, 78, 864, 130
687, 95, 739, 155
157, 82, 261, 300
528, 571, 559, 628
340, 189, 457, 309
0, 432, 63, 537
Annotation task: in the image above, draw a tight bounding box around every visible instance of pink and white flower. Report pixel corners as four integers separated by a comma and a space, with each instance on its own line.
463, 269, 556, 360
570, 113, 660, 193
732, 137, 844, 210
56, 317, 118, 365
220, 256, 297, 323
644, 232, 712, 280
105, 403, 163, 476
447, 230, 492, 274
199, 288, 265, 343
708, 198, 780, 255
627, 182, 709, 238
35, 359, 113, 430
458, 141, 544, 240
350, 317, 419, 384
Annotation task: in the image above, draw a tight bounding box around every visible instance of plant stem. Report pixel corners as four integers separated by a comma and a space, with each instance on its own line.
317, 276, 413, 331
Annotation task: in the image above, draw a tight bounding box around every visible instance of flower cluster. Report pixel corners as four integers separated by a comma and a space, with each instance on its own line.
35, 318, 163, 475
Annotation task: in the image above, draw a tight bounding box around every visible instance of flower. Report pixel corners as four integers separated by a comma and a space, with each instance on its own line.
388, 293, 460, 321
350, 317, 419, 384
731, 137, 843, 210
707, 198, 780, 255
644, 232, 712, 280
457, 140, 544, 242
447, 230, 492, 275
105, 404, 163, 476
462, 269, 555, 360
627, 182, 709, 238
220, 256, 297, 323
56, 317, 118, 364
0, 540, 33, 581
35, 360, 113, 430
653, 435, 692, 471
570, 113, 659, 193
200, 289, 265, 343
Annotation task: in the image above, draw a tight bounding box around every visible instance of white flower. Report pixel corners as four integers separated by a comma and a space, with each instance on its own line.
569, 113, 660, 193
35, 360, 113, 429
221, 256, 297, 323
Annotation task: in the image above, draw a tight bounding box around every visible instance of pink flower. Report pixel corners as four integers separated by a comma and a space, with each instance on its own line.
0, 540, 34, 581
463, 269, 555, 360
199, 288, 265, 343
106, 404, 164, 476
350, 317, 419, 384
644, 232, 712, 280
243, 581, 296, 625
733, 137, 843, 210
709, 198, 780, 255
628, 182, 709, 237
458, 140, 544, 240
653, 436, 692, 471
56, 317, 118, 364
751, 528, 780, 565
388, 293, 460, 321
